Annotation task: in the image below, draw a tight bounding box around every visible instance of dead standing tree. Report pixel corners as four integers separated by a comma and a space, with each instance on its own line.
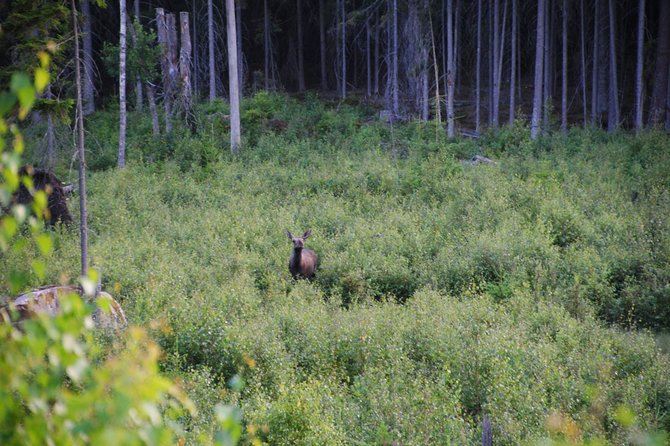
179, 12, 196, 133
156, 8, 179, 133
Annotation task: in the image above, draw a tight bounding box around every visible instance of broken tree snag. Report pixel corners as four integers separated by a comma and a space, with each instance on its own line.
179, 11, 196, 133
156, 8, 173, 133
14, 166, 73, 226
1, 285, 128, 331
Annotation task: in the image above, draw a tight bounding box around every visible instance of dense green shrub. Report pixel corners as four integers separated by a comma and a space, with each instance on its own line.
8, 93, 670, 444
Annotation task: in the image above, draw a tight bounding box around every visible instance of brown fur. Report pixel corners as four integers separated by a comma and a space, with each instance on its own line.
286, 229, 319, 279
14, 166, 72, 226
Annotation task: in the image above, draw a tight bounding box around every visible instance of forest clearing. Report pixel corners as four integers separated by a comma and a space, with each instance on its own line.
2, 0, 670, 444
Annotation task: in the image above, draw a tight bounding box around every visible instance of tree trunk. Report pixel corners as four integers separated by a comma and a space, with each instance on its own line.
71, 0, 89, 277
488, 0, 493, 124
165, 13, 179, 132
374, 10, 380, 95
180, 12, 195, 133
596, 0, 608, 126
591, 0, 598, 123
236, 2, 244, 94
493, 0, 507, 128
226, 0, 241, 154
492, 0, 499, 127
319, 0, 327, 90
509, 0, 516, 125
342, 0, 347, 99
119, 0, 127, 168
454, 0, 460, 95
392, 0, 398, 116
560, 0, 567, 131
476, 0, 482, 132
579, 0, 587, 126
264, 0, 271, 90
366, 15, 371, 97
192, 0, 198, 99
649, 0, 670, 126
543, 0, 551, 130
447, 0, 455, 137
156, 9, 171, 130
607, 0, 619, 132
297, 0, 305, 91
146, 82, 160, 136
208, 0, 216, 101
531, 0, 545, 139
634, 0, 645, 132
429, 6, 441, 126
134, 0, 143, 112
81, 0, 95, 115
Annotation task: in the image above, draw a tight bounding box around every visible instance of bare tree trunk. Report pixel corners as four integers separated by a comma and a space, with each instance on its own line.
296, 0, 305, 91
134, 0, 143, 112
543, 0, 551, 130
596, 0, 608, 126
561, 0, 567, 131
165, 13, 179, 132
447, 0, 455, 137
157, 9, 171, 129
193, 0, 198, 99
146, 82, 160, 135
208, 0, 216, 101
476, 0, 482, 132
366, 15, 372, 97
493, 0, 507, 128
236, 2, 244, 95
454, 0, 460, 95
580, 0, 587, 126
607, 0, 619, 132
488, 0, 493, 124
531, 0, 545, 139
492, 0, 499, 127
82, 0, 95, 115
264, 0, 271, 90
428, 7, 441, 126
509, 0, 516, 125
319, 0, 327, 90
591, 0, 598, 123
392, 0, 398, 116
180, 12, 195, 133
634, 0, 645, 132
119, 0, 127, 168
374, 10, 380, 95
71, 0, 89, 277
649, 0, 669, 126
226, 0, 241, 154
342, 0, 347, 99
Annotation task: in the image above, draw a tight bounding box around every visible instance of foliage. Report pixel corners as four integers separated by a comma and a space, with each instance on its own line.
10, 93, 670, 444
102, 19, 161, 83
0, 294, 196, 445
1, 56, 242, 445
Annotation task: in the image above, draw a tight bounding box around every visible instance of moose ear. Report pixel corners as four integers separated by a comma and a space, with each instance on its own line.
285, 229, 294, 240
302, 229, 312, 239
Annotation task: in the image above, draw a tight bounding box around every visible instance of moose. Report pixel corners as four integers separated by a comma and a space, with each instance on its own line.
285, 229, 318, 279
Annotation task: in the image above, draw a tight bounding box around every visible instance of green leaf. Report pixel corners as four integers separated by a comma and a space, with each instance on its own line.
0, 92, 16, 116
2, 215, 18, 239
10, 73, 31, 94
35, 234, 52, 255
31, 259, 46, 280
34, 68, 49, 93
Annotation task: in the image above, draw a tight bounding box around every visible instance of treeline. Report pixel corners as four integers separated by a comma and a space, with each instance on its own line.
1, 0, 670, 136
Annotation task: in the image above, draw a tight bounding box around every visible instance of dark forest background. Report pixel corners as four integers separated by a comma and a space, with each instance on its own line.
2, 0, 669, 134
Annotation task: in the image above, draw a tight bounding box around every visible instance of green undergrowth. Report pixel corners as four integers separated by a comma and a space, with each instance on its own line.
6, 92, 670, 444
